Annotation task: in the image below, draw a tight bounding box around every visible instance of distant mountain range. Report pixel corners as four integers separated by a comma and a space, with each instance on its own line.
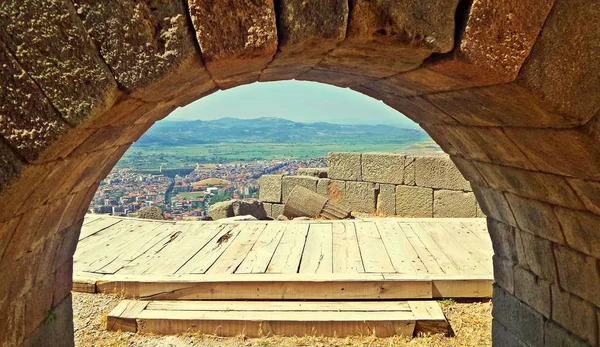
134, 117, 428, 147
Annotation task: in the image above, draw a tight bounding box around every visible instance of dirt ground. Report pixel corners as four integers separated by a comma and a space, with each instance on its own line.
73, 292, 492, 347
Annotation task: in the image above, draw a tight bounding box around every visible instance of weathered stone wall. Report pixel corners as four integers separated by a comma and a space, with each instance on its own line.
260, 153, 482, 218
0, 0, 598, 345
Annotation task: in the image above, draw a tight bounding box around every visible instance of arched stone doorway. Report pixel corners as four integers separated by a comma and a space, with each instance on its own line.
0, 0, 598, 345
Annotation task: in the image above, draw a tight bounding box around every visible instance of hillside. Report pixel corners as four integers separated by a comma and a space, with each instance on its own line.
133, 117, 428, 147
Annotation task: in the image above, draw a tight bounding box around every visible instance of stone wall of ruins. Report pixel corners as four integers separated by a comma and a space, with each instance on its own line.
260, 153, 483, 219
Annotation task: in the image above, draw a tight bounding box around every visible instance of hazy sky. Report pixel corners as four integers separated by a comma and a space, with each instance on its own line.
167, 80, 419, 129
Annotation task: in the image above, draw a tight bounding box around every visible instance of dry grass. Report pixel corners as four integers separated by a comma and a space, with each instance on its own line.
73, 293, 491, 347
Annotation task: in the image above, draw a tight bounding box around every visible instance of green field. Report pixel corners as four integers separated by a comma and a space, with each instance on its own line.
116, 140, 439, 170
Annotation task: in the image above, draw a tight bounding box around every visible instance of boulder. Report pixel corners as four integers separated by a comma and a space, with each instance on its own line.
284, 186, 351, 220
208, 199, 267, 220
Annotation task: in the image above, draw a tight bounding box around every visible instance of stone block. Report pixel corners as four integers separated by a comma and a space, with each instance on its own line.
544, 321, 591, 347
419, 0, 554, 89
551, 285, 598, 346
450, 156, 488, 187
0, 140, 24, 200
0, 42, 70, 162
327, 152, 361, 180
415, 156, 471, 191
0, 0, 118, 126
316, 0, 459, 77
505, 125, 600, 181
187, 0, 277, 86
433, 190, 477, 218
0, 298, 24, 347
505, 193, 565, 245
515, 0, 600, 124
268, 0, 347, 70
554, 245, 600, 308
209, 199, 267, 220
513, 266, 551, 319
53, 258, 73, 306
493, 255, 515, 294
492, 286, 545, 347
1, 206, 47, 263
325, 180, 346, 204
381, 94, 458, 125
24, 274, 54, 337
22, 294, 74, 347
271, 204, 285, 219
567, 178, 600, 215
376, 184, 396, 216
259, 174, 283, 203
475, 161, 585, 210
262, 202, 272, 218
73, 0, 215, 104
344, 181, 376, 213
403, 156, 416, 186
515, 230, 558, 282
281, 176, 318, 202
492, 320, 529, 347
472, 186, 517, 227
396, 185, 433, 218
296, 168, 328, 178
555, 207, 600, 258
361, 153, 404, 184
53, 222, 83, 272
297, 69, 376, 88
476, 204, 485, 217
316, 178, 330, 197
429, 124, 537, 171
487, 219, 518, 262
427, 83, 570, 127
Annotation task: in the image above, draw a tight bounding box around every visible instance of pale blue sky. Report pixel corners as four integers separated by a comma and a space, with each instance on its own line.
168, 80, 419, 129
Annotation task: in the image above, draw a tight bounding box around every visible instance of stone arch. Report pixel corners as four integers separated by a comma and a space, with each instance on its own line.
0, 0, 599, 346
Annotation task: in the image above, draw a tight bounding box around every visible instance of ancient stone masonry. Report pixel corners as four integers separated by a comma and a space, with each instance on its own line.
0, 0, 599, 346
260, 153, 482, 218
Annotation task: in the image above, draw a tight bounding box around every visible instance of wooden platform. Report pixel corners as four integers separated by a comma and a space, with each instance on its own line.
107, 299, 449, 338
74, 216, 493, 299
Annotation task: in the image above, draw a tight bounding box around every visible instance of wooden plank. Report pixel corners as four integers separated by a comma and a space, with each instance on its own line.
79, 217, 122, 240
206, 223, 267, 274
332, 222, 364, 273
82, 214, 103, 225
146, 300, 412, 312
419, 221, 488, 274
142, 223, 224, 275
266, 223, 309, 273
177, 223, 244, 274
106, 300, 148, 332
376, 220, 422, 274
439, 221, 493, 271
355, 221, 395, 273
94, 273, 433, 300
236, 223, 287, 274
398, 223, 455, 275
136, 312, 415, 338
108, 299, 447, 338
408, 301, 449, 335
81, 222, 168, 273
460, 219, 493, 244
432, 279, 493, 298
299, 223, 333, 274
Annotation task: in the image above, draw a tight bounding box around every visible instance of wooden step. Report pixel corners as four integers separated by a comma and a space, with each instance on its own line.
76, 273, 493, 299
107, 299, 449, 338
